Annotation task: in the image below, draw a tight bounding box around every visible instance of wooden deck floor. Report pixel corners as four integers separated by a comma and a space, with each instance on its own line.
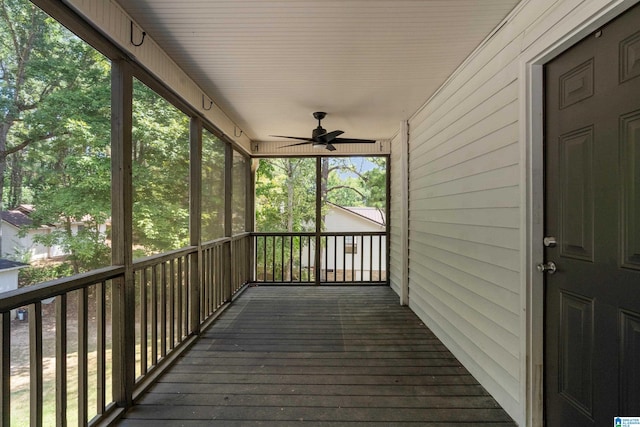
118, 286, 517, 426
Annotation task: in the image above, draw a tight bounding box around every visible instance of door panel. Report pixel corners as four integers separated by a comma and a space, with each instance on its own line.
620, 310, 640, 414
558, 291, 594, 416
544, 4, 640, 426
559, 126, 594, 261
621, 111, 640, 268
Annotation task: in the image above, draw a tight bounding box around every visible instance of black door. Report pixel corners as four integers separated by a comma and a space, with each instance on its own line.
544, 4, 640, 426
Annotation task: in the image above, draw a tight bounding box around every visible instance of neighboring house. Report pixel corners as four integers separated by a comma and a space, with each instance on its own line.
0, 259, 28, 318
304, 203, 387, 281
0, 204, 107, 261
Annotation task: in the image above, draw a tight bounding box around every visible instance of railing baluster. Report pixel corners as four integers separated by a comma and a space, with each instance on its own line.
97, 281, 106, 415
288, 236, 292, 282
177, 258, 183, 341
351, 234, 355, 281
209, 246, 214, 312
29, 302, 43, 427
160, 263, 167, 358
298, 236, 302, 282
1, 312, 11, 427
360, 235, 364, 282
169, 259, 175, 350
342, 236, 346, 283
140, 268, 148, 376
370, 235, 374, 282
378, 235, 382, 281
151, 266, 158, 365
203, 248, 207, 316
309, 236, 313, 282
214, 245, 218, 306
279, 236, 283, 281
78, 289, 88, 427
271, 236, 275, 282
55, 294, 67, 427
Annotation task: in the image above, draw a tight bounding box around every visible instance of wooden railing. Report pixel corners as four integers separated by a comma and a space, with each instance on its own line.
0, 235, 251, 427
253, 232, 387, 284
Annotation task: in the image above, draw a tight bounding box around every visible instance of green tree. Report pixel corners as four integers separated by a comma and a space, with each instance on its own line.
255, 158, 316, 232
132, 80, 190, 255
1, 0, 113, 272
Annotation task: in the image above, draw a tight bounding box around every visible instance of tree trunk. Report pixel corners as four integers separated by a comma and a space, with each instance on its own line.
8, 152, 23, 209
0, 123, 10, 255
285, 162, 294, 281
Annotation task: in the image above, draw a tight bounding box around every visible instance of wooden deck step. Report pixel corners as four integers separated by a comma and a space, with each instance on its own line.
118, 286, 516, 426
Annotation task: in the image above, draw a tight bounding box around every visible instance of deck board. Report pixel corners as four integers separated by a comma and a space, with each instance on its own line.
118, 286, 516, 426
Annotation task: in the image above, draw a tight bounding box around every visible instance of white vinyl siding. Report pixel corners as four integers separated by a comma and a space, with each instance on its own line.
401, 0, 636, 424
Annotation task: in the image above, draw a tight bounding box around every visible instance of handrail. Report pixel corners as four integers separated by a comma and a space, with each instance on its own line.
132, 246, 197, 270
0, 266, 125, 312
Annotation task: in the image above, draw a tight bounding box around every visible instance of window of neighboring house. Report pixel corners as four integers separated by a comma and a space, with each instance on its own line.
344, 235, 357, 254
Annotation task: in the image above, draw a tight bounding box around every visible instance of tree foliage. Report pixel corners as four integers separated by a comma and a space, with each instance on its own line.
256, 156, 386, 232
131, 80, 190, 255
255, 158, 316, 232
0, 0, 199, 282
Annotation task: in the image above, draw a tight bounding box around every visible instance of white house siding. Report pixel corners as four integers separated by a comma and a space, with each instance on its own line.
1, 223, 52, 261
64, 0, 251, 153
319, 206, 386, 280
393, 0, 638, 424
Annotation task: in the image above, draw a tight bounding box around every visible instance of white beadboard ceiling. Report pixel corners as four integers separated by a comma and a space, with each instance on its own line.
117, 0, 520, 144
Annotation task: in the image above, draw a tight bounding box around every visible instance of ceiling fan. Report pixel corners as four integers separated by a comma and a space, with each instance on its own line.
271, 112, 376, 151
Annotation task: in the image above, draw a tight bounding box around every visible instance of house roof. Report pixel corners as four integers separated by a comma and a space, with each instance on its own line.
328, 203, 385, 226
0, 259, 29, 271
1, 209, 33, 228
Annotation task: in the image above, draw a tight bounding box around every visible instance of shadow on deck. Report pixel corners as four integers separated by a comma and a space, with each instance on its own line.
118, 286, 516, 426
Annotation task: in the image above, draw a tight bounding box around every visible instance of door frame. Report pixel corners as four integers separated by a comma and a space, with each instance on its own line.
521, 1, 639, 425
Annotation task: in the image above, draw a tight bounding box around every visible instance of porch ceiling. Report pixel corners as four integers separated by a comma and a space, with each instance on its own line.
117, 0, 520, 145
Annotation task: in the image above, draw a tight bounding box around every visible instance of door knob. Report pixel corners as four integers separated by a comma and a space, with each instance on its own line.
543, 236, 557, 247
537, 261, 557, 274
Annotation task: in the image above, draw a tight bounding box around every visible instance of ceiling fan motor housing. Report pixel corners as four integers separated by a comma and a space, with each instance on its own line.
312, 125, 326, 138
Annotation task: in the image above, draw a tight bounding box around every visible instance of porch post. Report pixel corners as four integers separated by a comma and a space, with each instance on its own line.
315, 157, 322, 285
400, 120, 410, 306
224, 146, 233, 297
189, 118, 202, 334
247, 159, 256, 283
111, 59, 135, 407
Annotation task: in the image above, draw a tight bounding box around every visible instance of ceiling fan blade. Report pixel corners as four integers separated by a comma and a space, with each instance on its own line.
270, 135, 314, 142
326, 143, 337, 151
316, 130, 344, 143
331, 137, 377, 144
280, 141, 314, 148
